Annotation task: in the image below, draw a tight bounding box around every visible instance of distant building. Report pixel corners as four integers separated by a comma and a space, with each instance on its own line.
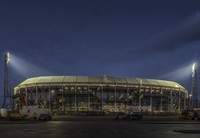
13, 76, 188, 115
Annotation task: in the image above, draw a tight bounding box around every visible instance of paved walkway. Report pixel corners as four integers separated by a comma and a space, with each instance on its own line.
52, 115, 178, 121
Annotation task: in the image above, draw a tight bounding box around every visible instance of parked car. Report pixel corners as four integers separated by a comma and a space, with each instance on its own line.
125, 112, 143, 120
115, 112, 143, 120
179, 110, 200, 120
115, 112, 126, 120
38, 114, 51, 121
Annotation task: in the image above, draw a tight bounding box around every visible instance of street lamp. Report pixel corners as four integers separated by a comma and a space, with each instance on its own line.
5, 52, 10, 64
192, 63, 196, 77
189, 94, 192, 106
192, 63, 196, 72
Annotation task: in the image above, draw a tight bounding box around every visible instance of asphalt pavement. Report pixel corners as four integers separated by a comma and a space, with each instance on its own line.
0, 116, 200, 138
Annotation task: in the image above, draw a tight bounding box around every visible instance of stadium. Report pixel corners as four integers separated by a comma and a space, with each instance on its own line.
13, 76, 188, 115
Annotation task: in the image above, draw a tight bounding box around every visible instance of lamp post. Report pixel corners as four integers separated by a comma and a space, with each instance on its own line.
2, 52, 12, 109
191, 62, 198, 108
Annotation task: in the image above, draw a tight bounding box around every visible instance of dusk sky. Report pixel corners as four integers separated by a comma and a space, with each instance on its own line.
1, 0, 200, 104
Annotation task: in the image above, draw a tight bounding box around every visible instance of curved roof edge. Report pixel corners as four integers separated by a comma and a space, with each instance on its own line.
15, 76, 187, 90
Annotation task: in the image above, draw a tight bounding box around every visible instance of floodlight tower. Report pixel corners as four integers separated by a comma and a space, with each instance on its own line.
2, 52, 12, 109
191, 63, 198, 108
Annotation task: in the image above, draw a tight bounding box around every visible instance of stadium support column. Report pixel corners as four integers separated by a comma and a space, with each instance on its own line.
178, 89, 180, 111
101, 86, 103, 111
139, 79, 142, 111
127, 85, 129, 106
25, 86, 28, 107
114, 85, 117, 113
170, 89, 172, 111
48, 85, 51, 111
88, 93, 90, 111
36, 85, 38, 106
62, 94, 64, 111
19, 87, 21, 109
62, 84, 64, 111
184, 92, 186, 110
150, 87, 152, 112
160, 88, 163, 111
88, 85, 90, 111
75, 85, 77, 114
75, 94, 77, 114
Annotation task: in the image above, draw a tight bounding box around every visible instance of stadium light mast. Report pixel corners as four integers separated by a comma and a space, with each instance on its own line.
191, 62, 198, 108
2, 52, 12, 109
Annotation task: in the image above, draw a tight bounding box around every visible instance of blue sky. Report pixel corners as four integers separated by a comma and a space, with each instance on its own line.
0, 0, 200, 104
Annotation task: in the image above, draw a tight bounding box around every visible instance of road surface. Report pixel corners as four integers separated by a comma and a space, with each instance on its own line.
0, 119, 200, 137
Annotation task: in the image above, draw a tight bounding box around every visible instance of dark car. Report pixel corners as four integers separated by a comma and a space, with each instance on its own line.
125, 112, 143, 120
115, 112, 126, 120
38, 114, 51, 121
115, 112, 143, 120
179, 110, 200, 120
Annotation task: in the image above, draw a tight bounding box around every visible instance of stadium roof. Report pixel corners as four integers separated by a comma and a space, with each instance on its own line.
16, 76, 186, 90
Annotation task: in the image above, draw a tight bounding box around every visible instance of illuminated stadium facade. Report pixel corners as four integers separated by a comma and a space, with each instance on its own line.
14, 76, 188, 114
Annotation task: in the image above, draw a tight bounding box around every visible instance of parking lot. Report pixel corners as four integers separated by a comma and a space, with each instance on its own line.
0, 117, 200, 137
